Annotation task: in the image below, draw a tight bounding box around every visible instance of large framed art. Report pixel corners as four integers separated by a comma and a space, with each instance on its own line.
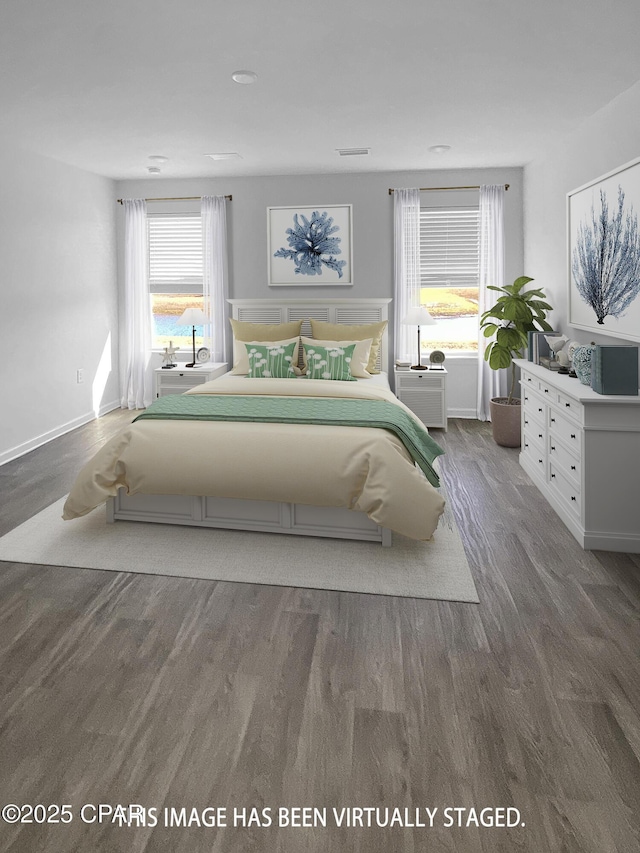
267, 204, 353, 286
568, 156, 640, 342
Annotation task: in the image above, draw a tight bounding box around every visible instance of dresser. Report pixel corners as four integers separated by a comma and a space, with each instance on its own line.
154, 363, 227, 398
394, 368, 447, 430
515, 359, 640, 552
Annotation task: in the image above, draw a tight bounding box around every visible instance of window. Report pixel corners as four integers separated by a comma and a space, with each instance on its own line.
148, 213, 203, 349
419, 206, 479, 352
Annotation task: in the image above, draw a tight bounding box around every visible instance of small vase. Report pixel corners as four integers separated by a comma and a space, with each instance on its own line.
573, 345, 595, 385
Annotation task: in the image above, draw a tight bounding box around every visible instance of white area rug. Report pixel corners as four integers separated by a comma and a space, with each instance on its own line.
0, 496, 479, 602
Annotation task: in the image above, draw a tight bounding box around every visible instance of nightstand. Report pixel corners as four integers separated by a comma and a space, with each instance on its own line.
154, 362, 228, 398
394, 368, 447, 430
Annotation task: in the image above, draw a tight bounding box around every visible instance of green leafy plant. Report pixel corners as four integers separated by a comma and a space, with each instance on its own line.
480, 276, 553, 403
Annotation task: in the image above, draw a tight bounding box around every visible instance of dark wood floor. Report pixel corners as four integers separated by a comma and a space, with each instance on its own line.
0, 413, 638, 853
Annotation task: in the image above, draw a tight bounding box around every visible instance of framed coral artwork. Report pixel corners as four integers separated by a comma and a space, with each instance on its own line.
568, 156, 640, 342
267, 204, 353, 286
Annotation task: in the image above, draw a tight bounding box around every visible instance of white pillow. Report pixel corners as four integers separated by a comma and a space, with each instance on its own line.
300, 336, 372, 378
231, 336, 301, 375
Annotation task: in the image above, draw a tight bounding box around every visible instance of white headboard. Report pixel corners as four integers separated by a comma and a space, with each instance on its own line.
228, 298, 392, 372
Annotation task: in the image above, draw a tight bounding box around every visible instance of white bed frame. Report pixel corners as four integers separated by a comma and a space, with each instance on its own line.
108, 298, 394, 546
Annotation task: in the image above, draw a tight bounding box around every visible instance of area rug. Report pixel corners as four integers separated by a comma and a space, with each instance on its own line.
0, 494, 479, 602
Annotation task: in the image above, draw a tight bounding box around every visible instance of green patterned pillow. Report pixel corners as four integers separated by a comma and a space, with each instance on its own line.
246, 341, 297, 378
303, 343, 357, 381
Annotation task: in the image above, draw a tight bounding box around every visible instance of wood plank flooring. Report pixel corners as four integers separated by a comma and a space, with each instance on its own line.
0, 413, 638, 852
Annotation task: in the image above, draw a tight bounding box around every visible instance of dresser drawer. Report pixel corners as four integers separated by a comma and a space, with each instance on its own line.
523, 426, 545, 456
556, 391, 582, 423
396, 372, 445, 390
523, 393, 547, 422
548, 438, 580, 485
549, 464, 581, 516
537, 377, 555, 398
524, 422, 545, 450
521, 438, 546, 475
549, 409, 582, 452
522, 400, 545, 432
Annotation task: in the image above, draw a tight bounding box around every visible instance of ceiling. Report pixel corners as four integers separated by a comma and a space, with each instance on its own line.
2, 0, 640, 180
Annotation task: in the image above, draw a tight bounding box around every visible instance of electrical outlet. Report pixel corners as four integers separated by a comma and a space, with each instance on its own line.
76, 369, 84, 384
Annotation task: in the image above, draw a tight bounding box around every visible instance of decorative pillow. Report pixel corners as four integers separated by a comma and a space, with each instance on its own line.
232, 337, 300, 375
300, 336, 372, 378
303, 342, 357, 381
309, 319, 387, 374
230, 318, 303, 374
246, 341, 298, 378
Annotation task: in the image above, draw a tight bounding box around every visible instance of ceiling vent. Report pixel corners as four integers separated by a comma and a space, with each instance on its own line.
336, 147, 370, 157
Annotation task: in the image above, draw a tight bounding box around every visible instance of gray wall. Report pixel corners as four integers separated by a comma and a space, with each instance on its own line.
1, 142, 119, 464
525, 77, 640, 375
117, 166, 524, 416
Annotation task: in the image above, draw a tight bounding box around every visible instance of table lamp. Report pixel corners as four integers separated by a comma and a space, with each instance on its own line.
178, 307, 209, 367
402, 306, 437, 370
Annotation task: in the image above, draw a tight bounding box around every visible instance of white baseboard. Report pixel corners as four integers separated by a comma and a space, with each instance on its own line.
447, 407, 477, 419
0, 399, 120, 467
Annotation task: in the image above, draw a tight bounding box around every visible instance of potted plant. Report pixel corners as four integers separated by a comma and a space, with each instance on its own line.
480, 275, 553, 447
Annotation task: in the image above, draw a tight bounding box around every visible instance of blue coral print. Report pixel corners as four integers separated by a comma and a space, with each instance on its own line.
572, 186, 640, 324
274, 210, 347, 278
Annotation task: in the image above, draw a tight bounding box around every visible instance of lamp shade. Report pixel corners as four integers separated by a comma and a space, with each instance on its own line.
178, 307, 210, 326
402, 306, 437, 326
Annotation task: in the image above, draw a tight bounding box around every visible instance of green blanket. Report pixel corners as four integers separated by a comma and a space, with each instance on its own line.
134, 394, 444, 487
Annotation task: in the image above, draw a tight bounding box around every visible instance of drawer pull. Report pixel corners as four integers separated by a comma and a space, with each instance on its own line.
550, 417, 556, 423
538, 407, 543, 413
571, 465, 576, 471
544, 388, 549, 393
565, 402, 571, 408
570, 434, 576, 439
571, 496, 577, 502
524, 419, 529, 425
527, 377, 532, 382
538, 459, 543, 464
524, 442, 529, 448
538, 433, 543, 439
551, 473, 556, 478
551, 445, 556, 451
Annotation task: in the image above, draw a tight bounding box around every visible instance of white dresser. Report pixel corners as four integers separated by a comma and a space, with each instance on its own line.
515, 359, 640, 552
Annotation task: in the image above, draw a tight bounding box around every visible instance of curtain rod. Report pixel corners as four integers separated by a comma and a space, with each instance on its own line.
117, 195, 232, 204
388, 184, 509, 194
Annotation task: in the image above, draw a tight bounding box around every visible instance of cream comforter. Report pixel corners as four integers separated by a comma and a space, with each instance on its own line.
63, 376, 445, 541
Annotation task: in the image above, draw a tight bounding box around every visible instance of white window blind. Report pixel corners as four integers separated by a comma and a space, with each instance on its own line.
148, 213, 203, 294
419, 207, 479, 286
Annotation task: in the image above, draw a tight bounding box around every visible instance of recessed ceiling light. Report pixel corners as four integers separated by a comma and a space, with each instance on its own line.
429, 144, 451, 154
205, 152, 242, 161
231, 70, 257, 84
148, 155, 168, 163
147, 166, 161, 174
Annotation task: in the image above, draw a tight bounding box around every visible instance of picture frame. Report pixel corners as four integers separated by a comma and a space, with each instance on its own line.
567, 156, 640, 342
267, 204, 353, 286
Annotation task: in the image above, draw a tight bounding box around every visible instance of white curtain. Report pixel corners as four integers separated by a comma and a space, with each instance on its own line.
393, 188, 421, 363
120, 199, 153, 409
201, 195, 229, 364
477, 184, 506, 420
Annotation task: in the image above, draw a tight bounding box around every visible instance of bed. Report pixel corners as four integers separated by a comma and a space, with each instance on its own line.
63, 299, 446, 546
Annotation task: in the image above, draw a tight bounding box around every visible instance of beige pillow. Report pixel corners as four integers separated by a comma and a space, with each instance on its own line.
231, 337, 301, 374
230, 318, 303, 342
230, 319, 304, 374
309, 319, 387, 373
300, 337, 372, 378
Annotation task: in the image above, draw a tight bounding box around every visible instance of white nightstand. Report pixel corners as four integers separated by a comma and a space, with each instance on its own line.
154, 362, 228, 398
394, 368, 448, 430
